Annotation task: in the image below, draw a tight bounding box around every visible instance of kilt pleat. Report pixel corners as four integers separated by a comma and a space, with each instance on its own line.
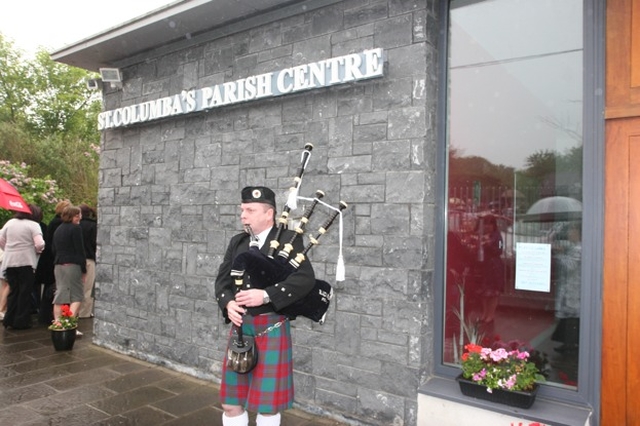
221, 314, 293, 413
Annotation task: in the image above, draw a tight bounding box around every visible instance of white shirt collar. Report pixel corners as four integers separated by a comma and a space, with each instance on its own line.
255, 227, 273, 250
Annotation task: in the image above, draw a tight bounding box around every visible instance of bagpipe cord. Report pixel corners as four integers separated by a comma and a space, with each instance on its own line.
296, 196, 345, 282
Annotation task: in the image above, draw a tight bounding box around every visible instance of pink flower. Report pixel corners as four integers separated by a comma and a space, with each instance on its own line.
480, 347, 492, 360
473, 369, 487, 382
498, 374, 517, 390
490, 348, 509, 362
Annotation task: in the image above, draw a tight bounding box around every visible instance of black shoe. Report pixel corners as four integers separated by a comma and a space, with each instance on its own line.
10, 324, 32, 330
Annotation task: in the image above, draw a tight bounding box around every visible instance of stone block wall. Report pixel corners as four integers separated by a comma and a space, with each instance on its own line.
95, 1, 439, 425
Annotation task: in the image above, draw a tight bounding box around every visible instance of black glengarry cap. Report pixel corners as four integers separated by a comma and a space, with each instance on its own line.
241, 186, 276, 207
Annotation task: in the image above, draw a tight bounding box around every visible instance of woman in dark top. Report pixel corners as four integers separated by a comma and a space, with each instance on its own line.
37, 200, 71, 324
52, 205, 86, 331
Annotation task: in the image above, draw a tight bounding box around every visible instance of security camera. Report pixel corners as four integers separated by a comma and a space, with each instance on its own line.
86, 78, 100, 90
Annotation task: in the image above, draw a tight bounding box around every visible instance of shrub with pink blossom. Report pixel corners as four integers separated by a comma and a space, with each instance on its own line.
0, 160, 62, 224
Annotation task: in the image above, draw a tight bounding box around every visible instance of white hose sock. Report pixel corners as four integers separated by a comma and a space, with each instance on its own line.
222, 411, 249, 426
256, 413, 281, 426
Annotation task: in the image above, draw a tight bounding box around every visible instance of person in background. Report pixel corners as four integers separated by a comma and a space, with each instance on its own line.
0, 246, 8, 320
52, 205, 86, 336
29, 204, 46, 316
551, 221, 582, 354
474, 214, 505, 325
214, 186, 315, 426
37, 200, 71, 325
0, 205, 46, 329
77, 204, 97, 318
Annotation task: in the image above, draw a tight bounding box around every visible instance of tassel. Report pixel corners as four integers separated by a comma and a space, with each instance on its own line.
286, 186, 298, 210
336, 254, 345, 281
335, 210, 345, 281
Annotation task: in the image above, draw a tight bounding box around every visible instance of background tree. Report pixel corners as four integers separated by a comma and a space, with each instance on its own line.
0, 36, 33, 124
520, 146, 583, 201
0, 33, 100, 224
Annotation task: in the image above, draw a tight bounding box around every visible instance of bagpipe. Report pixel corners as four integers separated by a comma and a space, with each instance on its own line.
227, 144, 346, 373
229, 143, 347, 325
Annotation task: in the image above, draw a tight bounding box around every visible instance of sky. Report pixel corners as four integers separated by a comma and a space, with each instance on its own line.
0, 0, 177, 57
449, 0, 582, 170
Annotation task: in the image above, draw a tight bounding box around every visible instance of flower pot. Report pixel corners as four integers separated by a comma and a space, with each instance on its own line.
51, 328, 77, 351
456, 374, 538, 409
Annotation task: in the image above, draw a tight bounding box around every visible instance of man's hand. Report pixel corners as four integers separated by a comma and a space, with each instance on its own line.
226, 300, 246, 327
235, 289, 267, 308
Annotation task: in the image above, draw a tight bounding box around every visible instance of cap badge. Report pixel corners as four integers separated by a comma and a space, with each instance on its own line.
252, 189, 262, 199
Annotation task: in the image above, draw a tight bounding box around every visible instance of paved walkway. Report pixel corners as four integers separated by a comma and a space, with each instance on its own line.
0, 318, 349, 426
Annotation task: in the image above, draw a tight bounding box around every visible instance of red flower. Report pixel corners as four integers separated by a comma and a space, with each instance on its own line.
61, 305, 73, 317
464, 343, 482, 353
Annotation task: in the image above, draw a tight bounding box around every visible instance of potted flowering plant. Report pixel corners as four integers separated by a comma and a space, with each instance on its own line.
457, 343, 545, 408
48, 305, 78, 330
49, 305, 78, 351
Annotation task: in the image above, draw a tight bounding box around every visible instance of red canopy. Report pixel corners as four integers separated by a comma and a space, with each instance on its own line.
0, 178, 32, 214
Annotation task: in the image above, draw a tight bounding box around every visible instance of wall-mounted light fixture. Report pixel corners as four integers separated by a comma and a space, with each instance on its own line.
86, 78, 101, 90
99, 68, 122, 89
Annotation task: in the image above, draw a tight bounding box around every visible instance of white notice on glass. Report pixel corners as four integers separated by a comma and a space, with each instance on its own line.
515, 242, 551, 292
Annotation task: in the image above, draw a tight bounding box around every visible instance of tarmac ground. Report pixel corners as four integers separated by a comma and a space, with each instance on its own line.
0, 317, 349, 426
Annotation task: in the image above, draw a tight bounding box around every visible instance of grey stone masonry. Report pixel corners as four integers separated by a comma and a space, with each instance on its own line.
95, 1, 439, 425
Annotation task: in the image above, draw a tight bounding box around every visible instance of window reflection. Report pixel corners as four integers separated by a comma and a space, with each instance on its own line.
444, 0, 583, 389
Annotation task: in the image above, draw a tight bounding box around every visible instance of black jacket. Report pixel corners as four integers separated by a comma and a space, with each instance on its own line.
52, 223, 87, 273
36, 215, 63, 286
79, 218, 97, 261
215, 226, 315, 322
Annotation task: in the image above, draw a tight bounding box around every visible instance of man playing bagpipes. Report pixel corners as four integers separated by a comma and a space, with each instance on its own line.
214, 186, 315, 426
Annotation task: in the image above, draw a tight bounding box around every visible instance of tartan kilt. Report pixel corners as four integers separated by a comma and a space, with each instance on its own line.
221, 313, 293, 413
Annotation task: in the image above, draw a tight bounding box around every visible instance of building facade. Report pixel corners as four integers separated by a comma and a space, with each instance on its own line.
53, 0, 638, 425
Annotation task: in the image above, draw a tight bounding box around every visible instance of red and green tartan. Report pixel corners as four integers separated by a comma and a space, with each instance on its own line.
221, 314, 293, 413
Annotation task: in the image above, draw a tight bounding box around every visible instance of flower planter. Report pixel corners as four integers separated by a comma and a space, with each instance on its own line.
456, 374, 538, 409
51, 328, 77, 351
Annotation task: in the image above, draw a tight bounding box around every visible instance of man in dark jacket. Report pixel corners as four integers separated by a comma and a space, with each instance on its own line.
214, 186, 315, 426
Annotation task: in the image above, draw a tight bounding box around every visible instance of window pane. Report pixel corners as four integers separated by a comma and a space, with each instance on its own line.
444, 0, 583, 390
